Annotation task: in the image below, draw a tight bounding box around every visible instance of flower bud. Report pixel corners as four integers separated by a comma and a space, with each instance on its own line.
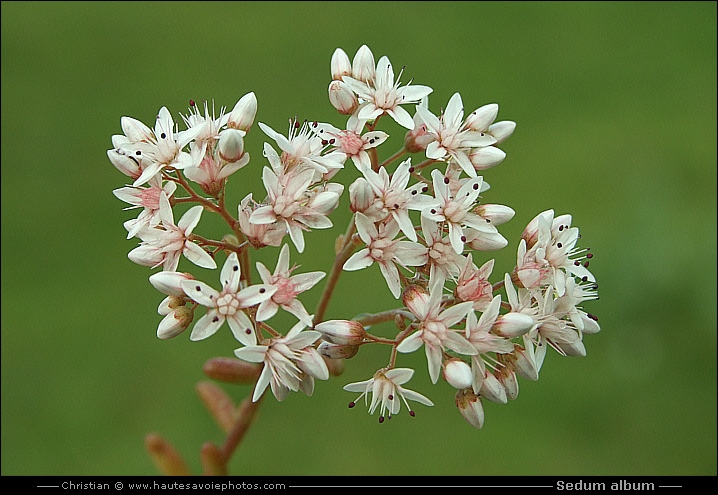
352, 44, 375, 83
157, 306, 194, 339
218, 128, 246, 163
491, 312, 535, 338
512, 341, 540, 381
107, 149, 141, 179
521, 209, 554, 249
317, 341, 360, 359
478, 371, 507, 404
455, 388, 484, 429
228, 92, 257, 132
331, 48, 352, 80
150, 271, 195, 297
464, 229, 509, 252
348, 177, 373, 213
121, 116, 153, 142
404, 122, 434, 153
555, 339, 587, 357
473, 204, 515, 226
314, 320, 367, 345
494, 359, 519, 400
443, 359, 473, 389
468, 146, 506, 170
328, 80, 358, 115
488, 120, 516, 144
464, 103, 498, 132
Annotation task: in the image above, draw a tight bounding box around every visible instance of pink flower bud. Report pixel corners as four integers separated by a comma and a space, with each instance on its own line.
328, 80, 358, 115
218, 128, 246, 163
404, 122, 434, 153
331, 48, 352, 80
228, 92, 257, 132
491, 312, 535, 338
314, 320, 367, 345
455, 388, 484, 429
317, 341, 360, 360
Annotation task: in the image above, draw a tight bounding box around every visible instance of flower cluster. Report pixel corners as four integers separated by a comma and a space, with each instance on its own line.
109, 45, 599, 431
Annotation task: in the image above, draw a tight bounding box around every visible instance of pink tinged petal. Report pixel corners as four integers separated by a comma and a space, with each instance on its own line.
451, 149, 478, 178
255, 299, 279, 322
398, 84, 433, 102
343, 249, 373, 271
177, 205, 204, 233
286, 221, 305, 253
460, 130, 497, 148
132, 161, 164, 187
234, 345, 268, 364
180, 279, 219, 307
298, 348, 329, 380
252, 364, 272, 402
238, 284, 277, 307
444, 331, 479, 356
275, 244, 291, 274
189, 312, 225, 341
448, 223, 465, 254
439, 301, 475, 328
415, 105, 442, 135
162, 253, 181, 272
394, 241, 428, 266
384, 368, 414, 384
219, 253, 241, 292
391, 210, 417, 242
261, 166, 279, 199
387, 106, 416, 130
396, 331, 424, 354
444, 93, 465, 128
400, 388, 434, 407
476, 204, 515, 225
183, 242, 217, 269
378, 261, 402, 298
517, 268, 542, 288
282, 299, 314, 326
255, 261, 272, 284
290, 271, 326, 292
466, 103, 499, 132
227, 312, 257, 346
352, 45, 375, 82
296, 212, 333, 230
248, 205, 277, 224
362, 130, 388, 149
128, 245, 163, 267
357, 103, 383, 122
354, 213, 378, 244
425, 345, 443, 384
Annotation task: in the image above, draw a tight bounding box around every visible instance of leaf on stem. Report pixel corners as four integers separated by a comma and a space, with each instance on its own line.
145, 432, 193, 476
196, 381, 237, 433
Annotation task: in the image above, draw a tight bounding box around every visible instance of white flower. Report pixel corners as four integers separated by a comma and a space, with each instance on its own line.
180, 253, 276, 343
415, 92, 497, 177
397, 280, 477, 383
250, 166, 341, 253
419, 214, 465, 288
234, 323, 328, 402
358, 158, 438, 241
255, 244, 326, 326
422, 169, 493, 254
128, 194, 216, 271
343, 367, 434, 422
312, 115, 387, 171
342, 50, 433, 129
113, 179, 177, 239
343, 213, 427, 298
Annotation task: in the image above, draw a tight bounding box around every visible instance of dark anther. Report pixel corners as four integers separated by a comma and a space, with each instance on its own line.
259, 288, 266, 293
160, 133, 166, 139
378, 416, 385, 423
348, 402, 356, 408
212, 316, 219, 322
430, 209, 436, 214
473, 183, 479, 189
388, 394, 394, 400
195, 286, 202, 291
582, 276, 588, 282
422, 186, 428, 192
586, 253, 593, 259
557, 242, 562, 248
444, 177, 450, 184
409, 167, 415, 172
409, 411, 415, 417
461, 236, 467, 242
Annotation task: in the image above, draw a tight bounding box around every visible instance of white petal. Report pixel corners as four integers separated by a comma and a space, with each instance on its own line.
189, 312, 224, 341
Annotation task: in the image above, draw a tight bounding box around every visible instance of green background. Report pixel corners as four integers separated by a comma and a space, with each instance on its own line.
2, 1, 716, 476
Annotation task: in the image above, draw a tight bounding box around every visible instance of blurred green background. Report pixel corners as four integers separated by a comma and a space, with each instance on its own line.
2, 1, 716, 477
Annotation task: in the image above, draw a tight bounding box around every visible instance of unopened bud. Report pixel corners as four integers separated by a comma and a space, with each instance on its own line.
455, 388, 484, 430
469, 146, 506, 170
464, 103, 499, 132
488, 121, 516, 144
473, 204, 515, 226
352, 44, 375, 83
331, 48, 352, 80
157, 306, 194, 339
478, 371, 507, 404
404, 123, 434, 153
349, 177, 373, 213
228, 92, 257, 132
328, 80, 358, 115
218, 128, 246, 163
443, 359, 473, 389
315, 320, 367, 345
522, 209, 554, 249
149, 271, 195, 297
121, 116, 154, 142
107, 149, 141, 179
317, 341, 360, 359
492, 312, 535, 338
